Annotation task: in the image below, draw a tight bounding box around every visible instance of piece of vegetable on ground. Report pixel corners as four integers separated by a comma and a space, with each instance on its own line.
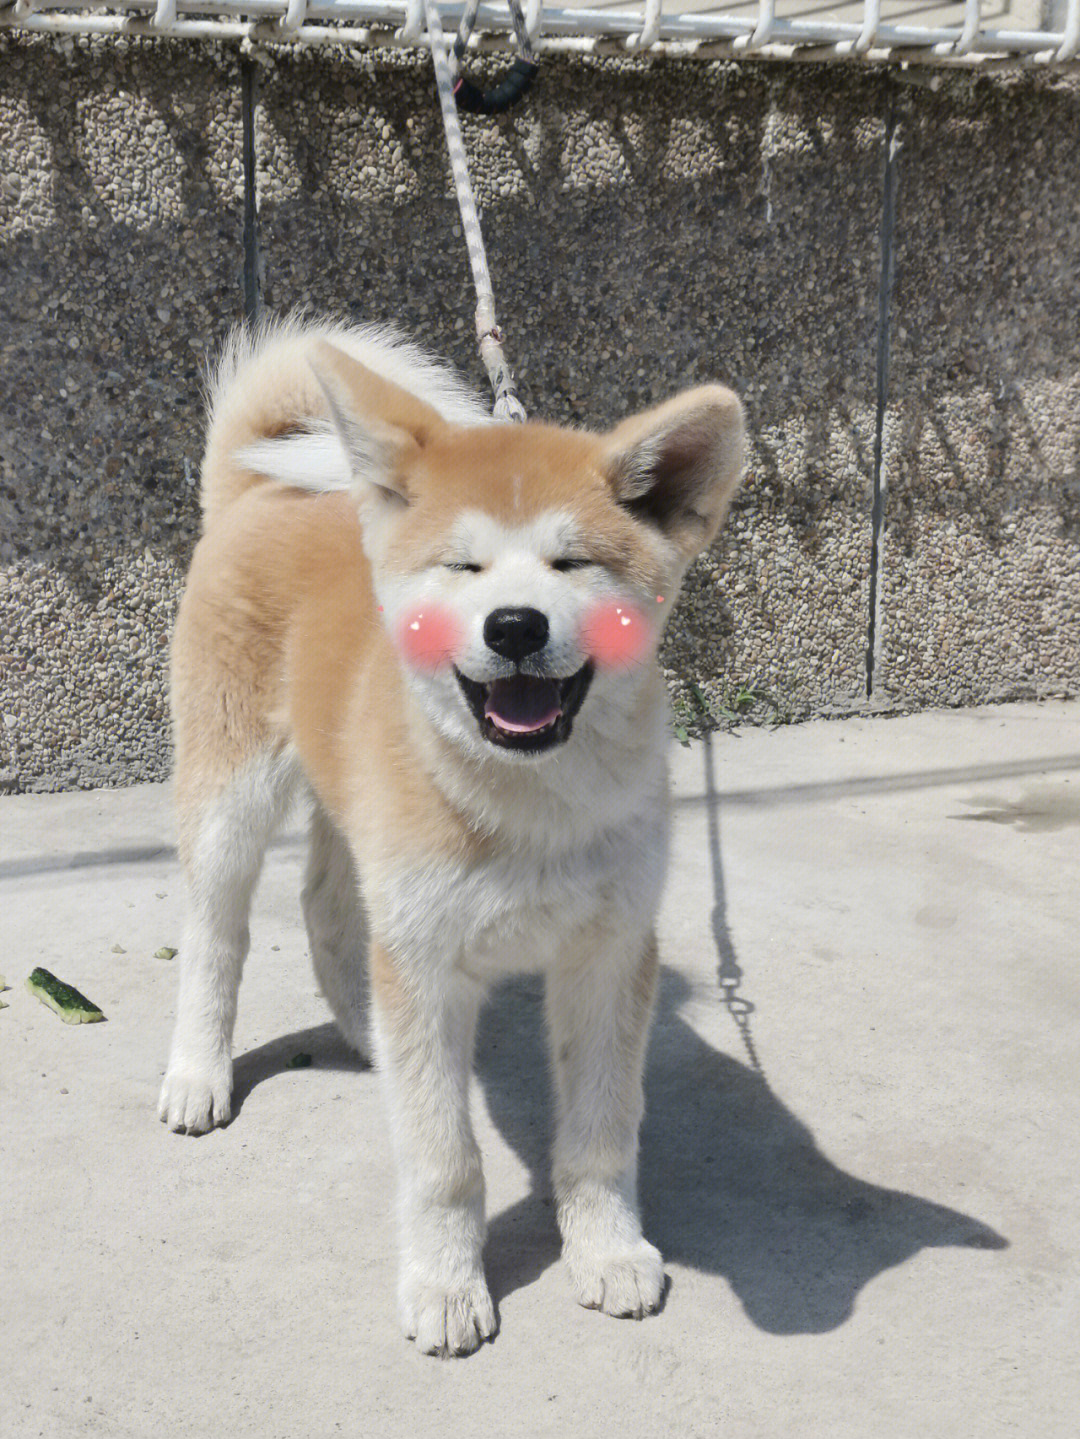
25, 968, 105, 1024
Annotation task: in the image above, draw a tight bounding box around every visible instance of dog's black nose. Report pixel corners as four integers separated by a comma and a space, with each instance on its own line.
483, 607, 549, 663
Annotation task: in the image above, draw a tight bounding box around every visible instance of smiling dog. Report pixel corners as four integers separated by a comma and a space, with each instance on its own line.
160, 315, 744, 1355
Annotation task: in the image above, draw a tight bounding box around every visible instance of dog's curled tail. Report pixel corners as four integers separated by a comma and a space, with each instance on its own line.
198, 313, 489, 531
198, 314, 346, 530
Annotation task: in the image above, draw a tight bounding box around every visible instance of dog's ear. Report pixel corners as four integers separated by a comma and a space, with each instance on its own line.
602, 386, 745, 556
308, 339, 446, 510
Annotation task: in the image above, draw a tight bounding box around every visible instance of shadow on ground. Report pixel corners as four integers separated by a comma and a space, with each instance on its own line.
475, 970, 1006, 1335
228, 972, 1006, 1337
230, 1021, 371, 1118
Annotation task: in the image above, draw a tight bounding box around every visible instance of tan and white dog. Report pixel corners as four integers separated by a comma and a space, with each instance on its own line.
160, 315, 744, 1356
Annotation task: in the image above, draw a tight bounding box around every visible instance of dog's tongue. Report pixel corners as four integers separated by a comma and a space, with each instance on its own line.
485, 676, 562, 734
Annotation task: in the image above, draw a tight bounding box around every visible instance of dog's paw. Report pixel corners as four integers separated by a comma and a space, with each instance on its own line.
401, 1279, 497, 1357
158, 1064, 233, 1134
565, 1237, 665, 1318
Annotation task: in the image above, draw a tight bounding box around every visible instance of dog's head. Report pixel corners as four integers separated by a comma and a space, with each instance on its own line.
303, 340, 744, 761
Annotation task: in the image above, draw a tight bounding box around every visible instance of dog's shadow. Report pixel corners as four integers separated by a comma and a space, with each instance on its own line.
475, 967, 1006, 1334
230, 1022, 371, 1118
230, 971, 1006, 1335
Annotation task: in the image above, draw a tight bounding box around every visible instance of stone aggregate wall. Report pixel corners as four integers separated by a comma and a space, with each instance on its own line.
1, 36, 243, 792
0, 34, 1077, 792
880, 74, 1080, 709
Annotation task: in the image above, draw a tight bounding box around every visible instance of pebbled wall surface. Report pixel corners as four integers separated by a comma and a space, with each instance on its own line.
1, 34, 1077, 792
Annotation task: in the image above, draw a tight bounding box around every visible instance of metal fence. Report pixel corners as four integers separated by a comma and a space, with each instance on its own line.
2, 0, 1078, 68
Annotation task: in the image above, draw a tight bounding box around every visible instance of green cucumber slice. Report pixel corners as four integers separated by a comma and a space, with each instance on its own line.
25, 968, 105, 1024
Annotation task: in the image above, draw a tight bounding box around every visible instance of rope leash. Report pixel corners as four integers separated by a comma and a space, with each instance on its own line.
424, 0, 528, 423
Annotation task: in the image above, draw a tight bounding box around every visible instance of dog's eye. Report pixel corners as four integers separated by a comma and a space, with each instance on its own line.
443, 561, 482, 574
551, 557, 593, 573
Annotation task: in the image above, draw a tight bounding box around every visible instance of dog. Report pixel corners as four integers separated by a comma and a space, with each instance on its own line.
159, 314, 744, 1356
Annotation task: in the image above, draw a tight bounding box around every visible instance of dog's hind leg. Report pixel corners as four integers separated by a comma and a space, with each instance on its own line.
159, 747, 297, 1133
303, 801, 371, 1061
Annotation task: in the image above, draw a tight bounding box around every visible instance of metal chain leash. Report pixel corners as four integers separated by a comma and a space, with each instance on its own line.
703, 732, 765, 1078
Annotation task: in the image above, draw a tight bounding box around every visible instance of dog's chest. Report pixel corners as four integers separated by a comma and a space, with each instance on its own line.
459, 849, 612, 979
377, 818, 666, 981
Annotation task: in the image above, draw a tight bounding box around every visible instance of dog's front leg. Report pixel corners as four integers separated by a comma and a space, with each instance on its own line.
369, 942, 494, 1356
546, 929, 665, 1318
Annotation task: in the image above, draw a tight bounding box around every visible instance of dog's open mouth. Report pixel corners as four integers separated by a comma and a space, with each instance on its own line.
455, 665, 594, 753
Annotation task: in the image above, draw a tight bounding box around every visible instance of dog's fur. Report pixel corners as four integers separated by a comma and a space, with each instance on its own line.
160, 315, 744, 1356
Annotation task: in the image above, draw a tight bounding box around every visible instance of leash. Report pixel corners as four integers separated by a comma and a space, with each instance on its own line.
703, 730, 765, 1079
424, 0, 529, 423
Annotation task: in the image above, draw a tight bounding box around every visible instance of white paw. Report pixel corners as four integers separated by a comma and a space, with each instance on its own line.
565, 1237, 665, 1318
158, 1063, 233, 1134
401, 1278, 497, 1357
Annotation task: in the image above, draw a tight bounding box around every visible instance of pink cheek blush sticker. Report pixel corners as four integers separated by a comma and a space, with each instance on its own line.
580, 601, 653, 670
395, 605, 463, 671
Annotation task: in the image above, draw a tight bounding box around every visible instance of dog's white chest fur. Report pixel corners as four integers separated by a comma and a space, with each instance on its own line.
372, 806, 669, 986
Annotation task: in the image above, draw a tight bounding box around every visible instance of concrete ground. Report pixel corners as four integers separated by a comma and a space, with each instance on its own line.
2, 701, 1078, 1438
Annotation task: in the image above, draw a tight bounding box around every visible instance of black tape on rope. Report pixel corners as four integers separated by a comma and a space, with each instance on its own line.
453, 58, 539, 116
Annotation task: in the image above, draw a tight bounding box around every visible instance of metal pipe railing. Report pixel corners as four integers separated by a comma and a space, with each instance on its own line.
1, 0, 1078, 67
